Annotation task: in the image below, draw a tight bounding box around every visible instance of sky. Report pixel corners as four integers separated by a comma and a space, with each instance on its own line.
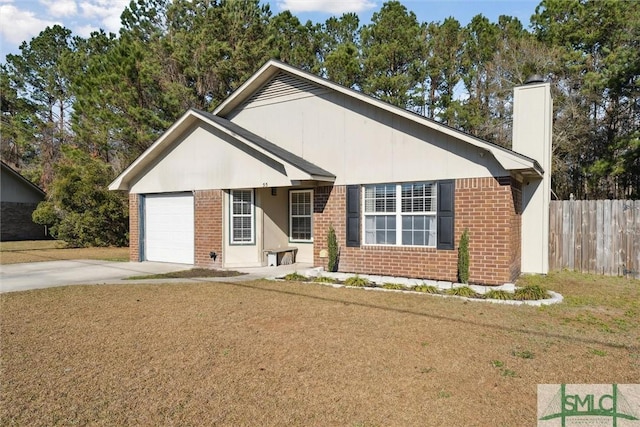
0, 0, 541, 61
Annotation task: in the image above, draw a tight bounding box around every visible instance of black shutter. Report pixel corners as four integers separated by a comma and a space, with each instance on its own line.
437, 180, 455, 250
346, 185, 360, 247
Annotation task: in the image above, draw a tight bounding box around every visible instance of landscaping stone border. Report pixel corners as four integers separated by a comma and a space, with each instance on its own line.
272, 267, 563, 306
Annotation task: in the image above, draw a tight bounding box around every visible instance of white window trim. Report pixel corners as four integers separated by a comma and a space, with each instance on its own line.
230, 189, 255, 245
362, 182, 437, 247
289, 189, 313, 243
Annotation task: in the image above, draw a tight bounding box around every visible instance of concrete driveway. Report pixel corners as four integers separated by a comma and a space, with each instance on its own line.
0, 260, 193, 293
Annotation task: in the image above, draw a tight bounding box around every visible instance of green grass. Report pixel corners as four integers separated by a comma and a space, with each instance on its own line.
283, 272, 308, 281
485, 289, 512, 300
588, 348, 608, 357
514, 284, 550, 300
446, 286, 481, 298
344, 276, 371, 287
381, 283, 407, 290
413, 284, 439, 293
491, 360, 504, 368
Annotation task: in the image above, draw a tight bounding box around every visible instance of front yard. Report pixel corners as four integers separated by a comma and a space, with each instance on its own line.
0, 240, 129, 264
0, 271, 638, 426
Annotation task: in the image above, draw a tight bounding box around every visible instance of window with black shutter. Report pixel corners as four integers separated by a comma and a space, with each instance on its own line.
436, 180, 455, 250
346, 185, 360, 247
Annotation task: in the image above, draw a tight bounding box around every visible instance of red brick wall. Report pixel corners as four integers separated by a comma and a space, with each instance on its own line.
194, 189, 224, 268
129, 194, 140, 262
313, 177, 522, 285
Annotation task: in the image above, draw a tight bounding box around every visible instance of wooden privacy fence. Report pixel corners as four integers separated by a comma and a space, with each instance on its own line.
549, 200, 640, 278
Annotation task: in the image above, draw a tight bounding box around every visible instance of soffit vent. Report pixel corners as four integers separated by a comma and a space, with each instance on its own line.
243, 71, 327, 107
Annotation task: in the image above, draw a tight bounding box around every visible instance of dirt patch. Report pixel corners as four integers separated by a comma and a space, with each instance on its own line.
1, 272, 638, 426
127, 268, 246, 280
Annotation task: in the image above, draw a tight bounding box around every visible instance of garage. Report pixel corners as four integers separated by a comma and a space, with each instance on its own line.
143, 193, 194, 264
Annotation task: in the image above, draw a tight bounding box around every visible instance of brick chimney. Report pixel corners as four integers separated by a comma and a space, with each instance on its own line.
512, 77, 553, 275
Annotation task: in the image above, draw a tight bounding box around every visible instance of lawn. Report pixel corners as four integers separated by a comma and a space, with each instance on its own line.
0, 271, 638, 426
0, 240, 129, 264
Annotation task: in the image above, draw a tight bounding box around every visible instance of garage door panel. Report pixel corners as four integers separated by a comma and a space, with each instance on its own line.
144, 193, 194, 264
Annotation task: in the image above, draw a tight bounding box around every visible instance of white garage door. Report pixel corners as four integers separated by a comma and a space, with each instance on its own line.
144, 193, 194, 264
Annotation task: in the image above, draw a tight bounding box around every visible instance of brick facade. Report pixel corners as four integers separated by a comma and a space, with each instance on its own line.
194, 189, 224, 268
0, 202, 47, 241
313, 177, 522, 285
130, 178, 521, 284
129, 194, 140, 262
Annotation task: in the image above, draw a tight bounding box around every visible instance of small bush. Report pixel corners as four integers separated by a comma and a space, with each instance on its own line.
313, 276, 337, 284
485, 289, 513, 300
327, 224, 339, 272
381, 283, 407, 290
283, 272, 307, 281
457, 229, 470, 284
447, 286, 481, 298
413, 285, 439, 294
344, 276, 371, 287
514, 284, 550, 300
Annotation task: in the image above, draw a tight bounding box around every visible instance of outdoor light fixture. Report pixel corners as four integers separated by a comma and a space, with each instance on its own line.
209, 251, 217, 261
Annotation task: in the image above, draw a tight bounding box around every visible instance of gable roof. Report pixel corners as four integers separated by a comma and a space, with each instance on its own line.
214, 60, 543, 178
1, 161, 46, 197
109, 108, 335, 191
111, 60, 544, 192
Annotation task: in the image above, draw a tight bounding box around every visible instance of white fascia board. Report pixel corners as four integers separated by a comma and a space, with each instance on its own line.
214, 60, 543, 178
108, 110, 198, 191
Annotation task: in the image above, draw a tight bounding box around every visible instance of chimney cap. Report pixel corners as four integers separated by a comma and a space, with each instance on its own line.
525, 74, 545, 84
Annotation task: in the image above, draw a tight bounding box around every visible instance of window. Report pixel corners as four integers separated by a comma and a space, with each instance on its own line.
364, 182, 436, 247
230, 189, 254, 244
290, 189, 313, 242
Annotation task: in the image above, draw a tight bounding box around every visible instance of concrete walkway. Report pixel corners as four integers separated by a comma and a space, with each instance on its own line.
0, 260, 310, 293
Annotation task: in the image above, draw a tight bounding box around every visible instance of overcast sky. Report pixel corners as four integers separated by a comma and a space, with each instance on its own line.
0, 0, 540, 61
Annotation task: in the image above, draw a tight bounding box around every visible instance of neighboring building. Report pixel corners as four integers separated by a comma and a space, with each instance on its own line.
110, 60, 552, 285
1, 161, 47, 241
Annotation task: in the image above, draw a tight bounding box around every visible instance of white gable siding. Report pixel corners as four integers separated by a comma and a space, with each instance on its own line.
128, 124, 296, 194
228, 77, 508, 186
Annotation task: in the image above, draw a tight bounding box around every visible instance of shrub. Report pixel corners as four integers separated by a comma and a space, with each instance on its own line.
344, 275, 371, 287
514, 284, 550, 300
32, 147, 128, 247
413, 285, 439, 293
327, 224, 339, 272
485, 289, 513, 300
381, 283, 407, 290
447, 286, 480, 298
283, 272, 307, 281
457, 228, 470, 284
